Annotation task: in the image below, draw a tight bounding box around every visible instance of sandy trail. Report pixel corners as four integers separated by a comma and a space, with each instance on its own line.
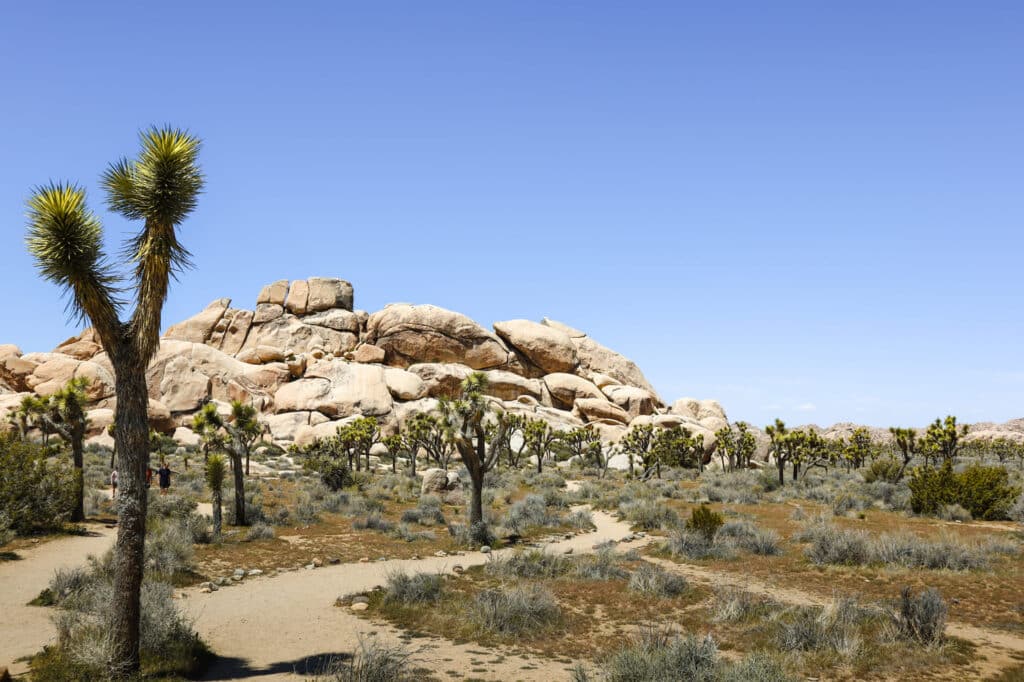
185, 506, 635, 681
647, 556, 1024, 680
0, 523, 117, 675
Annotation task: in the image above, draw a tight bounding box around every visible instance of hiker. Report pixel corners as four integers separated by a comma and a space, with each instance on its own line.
158, 462, 172, 495
145, 466, 153, 489
110, 469, 118, 498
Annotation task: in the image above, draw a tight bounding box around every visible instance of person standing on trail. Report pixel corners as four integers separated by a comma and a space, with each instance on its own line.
110, 469, 118, 498
158, 462, 172, 495
145, 466, 153, 489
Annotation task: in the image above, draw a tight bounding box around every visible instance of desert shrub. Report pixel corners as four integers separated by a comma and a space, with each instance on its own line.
315, 639, 413, 681
245, 523, 276, 542
45, 566, 91, 605
503, 494, 558, 533
383, 570, 443, 604
777, 597, 869, 657
144, 520, 195, 579
700, 470, 764, 505
712, 587, 776, 623
799, 523, 871, 566
628, 562, 688, 598
147, 493, 197, 522
0, 512, 14, 547
871, 532, 992, 571
686, 505, 723, 541
716, 519, 781, 555
566, 508, 596, 530
470, 583, 560, 635
864, 458, 904, 484
718, 652, 795, 682
909, 461, 1020, 520
293, 492, 322, 525
1010, 493, 1024, 523
575, 546, 629, 580
44, 575, 203, 679
937, 503, 972, 522
955, 464, 1020, 520
620, 498, 679, 531
185, 512, 212, 544
0, 435, 76, 534
353, 513, 394, 532
831, 492, 869, 516
893, 587, 947, 646
596, 627, 719, 682
400, 495, 445, 526
664, 528, 734, 561
486, 549, 571, 579
347, 496, 384, 516
390, 523, 435, 542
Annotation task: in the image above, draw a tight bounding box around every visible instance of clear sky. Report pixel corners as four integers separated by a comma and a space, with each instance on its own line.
1, 2, 1021, 428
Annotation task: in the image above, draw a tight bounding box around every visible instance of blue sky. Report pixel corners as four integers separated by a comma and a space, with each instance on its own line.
2, 2, 1021, 428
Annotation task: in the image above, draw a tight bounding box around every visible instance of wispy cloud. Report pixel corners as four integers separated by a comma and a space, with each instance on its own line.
796, 402, 817, 412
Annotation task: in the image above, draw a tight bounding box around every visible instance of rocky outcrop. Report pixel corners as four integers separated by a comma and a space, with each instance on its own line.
5, 277, 735, 452
366, 304, 510, 369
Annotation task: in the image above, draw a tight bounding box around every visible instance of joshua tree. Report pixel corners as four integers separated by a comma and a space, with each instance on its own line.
382, 433, 407, 474
406, 412, 454, 471
36, 378, 92, 521
25, 127, 202, 678
205, 453, 226, 538
561, 425, 604, 471
765, 419, 790, 485
442, 373, 509, 539
715, 421, 756, 472
618, 423, 656, 477
920, 416, 968, 466
192, 401, 262, 525
523, 418, 559, 474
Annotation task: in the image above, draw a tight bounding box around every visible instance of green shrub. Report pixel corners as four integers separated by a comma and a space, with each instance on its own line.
0, 435, 75, 534
319, 459, 354, 491
315, 639, 413, 681
686, 504, 724, 542
864, 458, 904, 484
909, 461, 1020, 520
486, 549, 571, 579
620, 499, 679, 531
598, 627, 719, 682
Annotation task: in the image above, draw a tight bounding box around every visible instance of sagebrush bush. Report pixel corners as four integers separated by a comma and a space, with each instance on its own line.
700, 470, 763, 505
566, 508, 595, 530
620, 498, 679, 531
486, 549, 571, 579
575, 547, 629, 580
686, 505, 724, 541
315, 639, 413, 681
353, 513, 394, 532
718, 652, 795, 682
390, 523, 435, 543
186, 513, 212, 544
144, 520, 195, 579
799, 523, 871, 566
470, 583, 561, 635
628, 562, 688, 598
893, 587, 947, 646
502, 494, 558, 533
401, 495, 445, 526
245, 523, 276, 542
712, 587, 775, 623
595, 627, 719, 682
716, 519, 781, 555
664, 528, 734, 561
383, 570, 444, 605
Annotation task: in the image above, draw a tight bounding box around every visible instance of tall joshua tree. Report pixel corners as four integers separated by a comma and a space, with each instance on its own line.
25, 127, 203, 678
38, 378, 92, 521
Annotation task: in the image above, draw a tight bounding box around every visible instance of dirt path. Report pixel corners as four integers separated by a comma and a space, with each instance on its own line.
0, 523, 118, 675
184, 507, 635, 681
647, 556, 1024, 680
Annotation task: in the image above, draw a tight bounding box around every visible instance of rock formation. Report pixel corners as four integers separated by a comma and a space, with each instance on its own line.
1, 278, 729, 456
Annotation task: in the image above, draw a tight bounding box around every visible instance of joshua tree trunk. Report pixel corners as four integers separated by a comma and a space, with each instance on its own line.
231, 451, 246, 526
245, 451, 250, 476
108, 360, 150, 677
211, 489, 222, 537
409, 449, 417, 478
777, 457, 786, 486
71, 424, 86, 522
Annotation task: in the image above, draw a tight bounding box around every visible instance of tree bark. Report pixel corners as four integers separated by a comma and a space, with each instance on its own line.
231, 451, 246, 526
108, 356, 148, 678
212, 489, 222, 537
71, 424, 85, 522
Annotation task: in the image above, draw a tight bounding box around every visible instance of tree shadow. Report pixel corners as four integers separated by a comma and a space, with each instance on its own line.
0, 550, 21, 561
201, 652, 353, 680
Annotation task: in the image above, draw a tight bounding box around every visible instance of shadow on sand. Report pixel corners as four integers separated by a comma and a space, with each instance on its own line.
201, 652, 353, 679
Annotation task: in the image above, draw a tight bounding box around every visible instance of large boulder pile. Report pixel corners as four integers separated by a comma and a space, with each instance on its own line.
0, 277, 731, 450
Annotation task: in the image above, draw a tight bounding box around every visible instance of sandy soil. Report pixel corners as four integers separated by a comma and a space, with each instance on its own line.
0, 523, 117, 675
184, 506, 635, 681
